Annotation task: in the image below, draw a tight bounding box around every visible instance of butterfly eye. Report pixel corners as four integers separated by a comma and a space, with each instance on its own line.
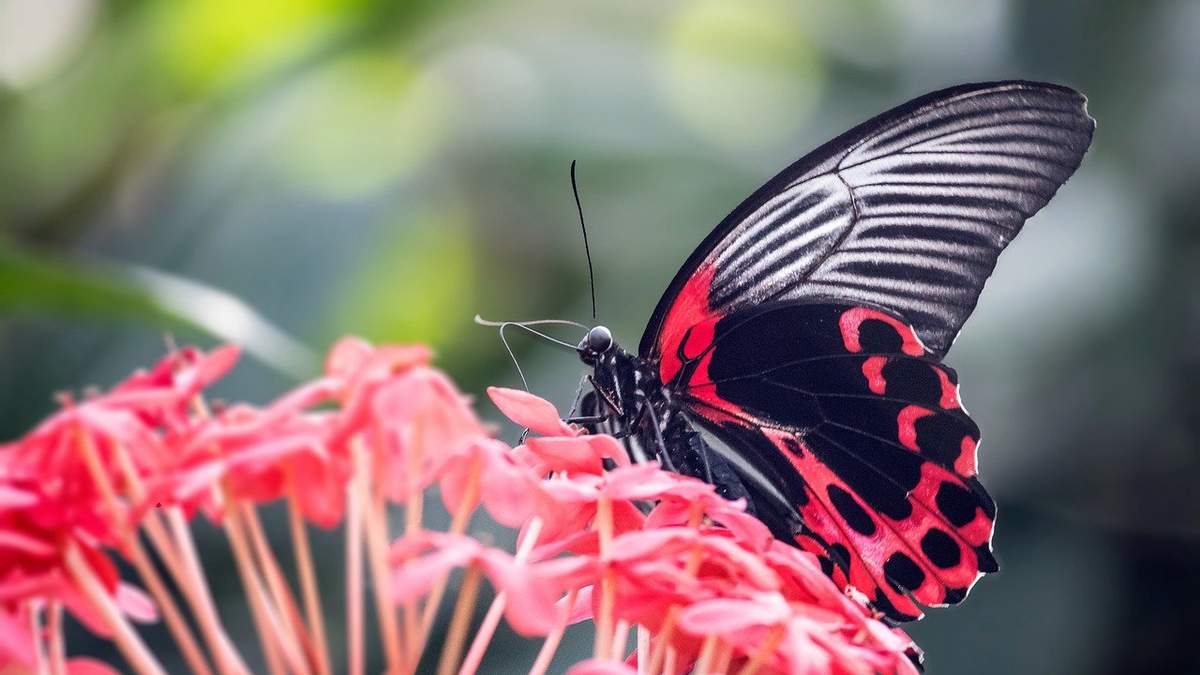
586, 326, 613, 353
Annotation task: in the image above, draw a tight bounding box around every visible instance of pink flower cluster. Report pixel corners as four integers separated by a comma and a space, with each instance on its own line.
394, 387, 922, 675
0, 337, 921, 675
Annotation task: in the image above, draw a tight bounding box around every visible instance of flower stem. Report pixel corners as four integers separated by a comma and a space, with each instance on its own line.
111, 432, 249, 675
694, 635, 719, 674
595, 494, 615, 660
151, 508, 251, 675
414, 454, 482, 671
458, 517, 544, 675
712, 639, 734, 673
72, 428, 213, 675
434, 564, 483, 675
529, 587, 578, 675
402, 421, 426, 668
221, 499, 289, 675
345, 453, 366, 675
47, 601, 66, 675
287, 490, 330, 675
663, 648, 678, 675
647, 608, 678, 675
636, 626, 650, 675
31, 601, 48, 675
127, 533, 215, 675
240, 502, 315, 673
64, 543, 168, 675
734, 626, 785, 675
355, 439, 405, 673
648, 503, 706, 674
611, 620, 631, 662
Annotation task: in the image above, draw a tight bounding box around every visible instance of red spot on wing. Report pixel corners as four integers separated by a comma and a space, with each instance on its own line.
764, 430, 923, 616
934, 366, 961, 409
766, 430, 994, 614
839, 307, 926, 357
657, 264, 718, 384
897, 405, 935, 452
861, 356, 888, 394
685, 355, 756, 428
956, 436, 978, 476
907, 462, 993, 549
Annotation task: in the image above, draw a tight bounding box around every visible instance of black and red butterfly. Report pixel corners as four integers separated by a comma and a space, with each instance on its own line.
570, 81, 1094, 622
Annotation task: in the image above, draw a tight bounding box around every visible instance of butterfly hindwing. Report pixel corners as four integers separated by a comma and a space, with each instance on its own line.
640, 80, 1095, 365
676, 301, 997, 621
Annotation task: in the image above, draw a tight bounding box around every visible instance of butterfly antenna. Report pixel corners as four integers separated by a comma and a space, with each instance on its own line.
571, 160, 597, 320
495, 322, 530, 391
474, 315, 586, 350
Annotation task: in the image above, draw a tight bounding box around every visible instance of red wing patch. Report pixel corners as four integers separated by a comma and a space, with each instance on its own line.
655, 264, 721, 384
675, 301, 997, 622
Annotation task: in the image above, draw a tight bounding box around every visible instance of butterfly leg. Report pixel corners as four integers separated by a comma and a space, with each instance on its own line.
636, 396, 679, 473
574, 391, 615, 434
564, 414, 610, 425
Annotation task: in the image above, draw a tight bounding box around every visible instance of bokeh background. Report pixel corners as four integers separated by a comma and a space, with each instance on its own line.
1, 0, 1197, 672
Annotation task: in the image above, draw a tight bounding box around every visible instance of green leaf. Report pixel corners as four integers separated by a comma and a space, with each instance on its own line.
0, 240, 317, 378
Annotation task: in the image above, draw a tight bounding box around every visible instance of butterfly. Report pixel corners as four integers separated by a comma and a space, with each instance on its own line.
572, 81, 1095, 622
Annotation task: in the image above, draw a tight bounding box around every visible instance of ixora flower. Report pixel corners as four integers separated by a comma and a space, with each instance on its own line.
0, 338, 920, 675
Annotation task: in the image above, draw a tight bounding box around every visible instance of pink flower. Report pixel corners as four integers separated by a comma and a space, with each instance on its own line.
0, 341, 924, 675
104, 345, 240, 433
159, 406, 343, 525
436, 438, 551, 527
390, 531, 591, 636
486, 386, 578, 437
567, 659, 638, 675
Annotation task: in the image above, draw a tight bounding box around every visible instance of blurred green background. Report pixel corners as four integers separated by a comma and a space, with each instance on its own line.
1, 0, 1197, 672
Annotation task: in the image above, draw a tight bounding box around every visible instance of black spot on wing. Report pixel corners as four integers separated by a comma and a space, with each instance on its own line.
914, 414, 980, 468
975, 545, 999, 573
827, 484, 877, 536
884, 552, 927, 592
935, 481, 979, 527
869, 588, 921, 623
942, 586, 968, 605
857, 318, 905, 352
829, 542, 852, 569
880, 358, 943, 407
920, 529, 962, 569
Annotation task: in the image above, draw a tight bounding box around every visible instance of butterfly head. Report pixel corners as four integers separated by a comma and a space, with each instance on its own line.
577, 325, 614, 365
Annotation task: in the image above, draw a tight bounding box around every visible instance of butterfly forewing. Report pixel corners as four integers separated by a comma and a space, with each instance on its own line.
641, 81, 1095, 363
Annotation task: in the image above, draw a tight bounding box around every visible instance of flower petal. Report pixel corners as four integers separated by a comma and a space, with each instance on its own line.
116, 583, 158, 624
66, 657, 124, 675
566, 659, 637, 675
486, 387, 575, 437
0, 608, 34, 667
678, 595, 791, 635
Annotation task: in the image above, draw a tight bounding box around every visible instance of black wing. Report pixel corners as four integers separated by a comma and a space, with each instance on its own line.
677, 301, 997, 621
640, 80, 1095, 362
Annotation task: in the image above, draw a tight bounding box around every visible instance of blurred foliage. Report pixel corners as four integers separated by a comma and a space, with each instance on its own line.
0, 239, 315, 376
0, 238, 168, 320
1, 0, 1198, 672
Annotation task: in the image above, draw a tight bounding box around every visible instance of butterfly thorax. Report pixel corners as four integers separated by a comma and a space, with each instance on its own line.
584, 344, 675, 436
579, 332, 769, 521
